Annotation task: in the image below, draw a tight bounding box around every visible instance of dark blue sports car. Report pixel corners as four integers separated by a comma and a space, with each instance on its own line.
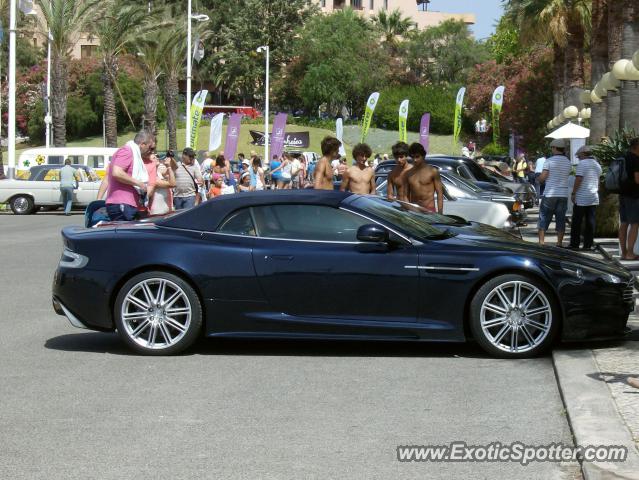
52, 190, 634, 358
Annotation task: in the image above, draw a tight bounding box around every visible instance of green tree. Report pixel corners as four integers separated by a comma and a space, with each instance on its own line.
405, 19, 489, 85
277, 8, 389, 116
90, 0, 154, 146
210, 0, 317, 105
35, 0, 100, 146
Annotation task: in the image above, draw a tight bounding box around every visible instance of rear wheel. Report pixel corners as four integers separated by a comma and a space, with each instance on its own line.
10, 195, 35, 215
114, 272, 202, 355
469, 274, 559, 358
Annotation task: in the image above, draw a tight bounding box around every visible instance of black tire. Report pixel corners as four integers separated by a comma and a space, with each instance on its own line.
114, 271, 202, 355
10, 195, 35, 215
469, 274, 559, 358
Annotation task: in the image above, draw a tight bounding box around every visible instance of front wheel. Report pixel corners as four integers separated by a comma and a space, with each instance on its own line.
469, 274, 559, 358
114, 272, 202, 355
10, 195, 35, 215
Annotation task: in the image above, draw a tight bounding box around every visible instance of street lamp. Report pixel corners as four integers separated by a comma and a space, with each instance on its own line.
257, 45, 270, 165
185, 0, 209, 148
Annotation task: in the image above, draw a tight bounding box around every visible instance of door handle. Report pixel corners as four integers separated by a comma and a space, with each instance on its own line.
265, 255, 294, 261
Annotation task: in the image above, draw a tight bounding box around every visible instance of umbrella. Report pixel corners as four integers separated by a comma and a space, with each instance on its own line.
545, 122, 590, 139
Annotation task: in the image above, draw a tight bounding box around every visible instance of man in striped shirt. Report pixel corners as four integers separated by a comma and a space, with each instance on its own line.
569, 145, 602, 250
538, 139, 572, 246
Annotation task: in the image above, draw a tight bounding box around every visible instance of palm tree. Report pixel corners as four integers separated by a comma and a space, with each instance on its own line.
505, 0, 590, 114
589, 0, 608, 143
134, 37, 164, 136
606, 2, 623, 136
619, 0, 639, 132
371, 8, 415, 52
35, 0, 100, 147
90, 0, 151, 147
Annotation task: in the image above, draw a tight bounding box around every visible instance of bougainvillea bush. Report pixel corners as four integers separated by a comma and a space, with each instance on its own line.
465, 47, 554, 155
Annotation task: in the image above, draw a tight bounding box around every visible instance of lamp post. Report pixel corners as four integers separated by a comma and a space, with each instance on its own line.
185, 1, 209, 148
257, 45, 270, 165
7, 0, 17, 179
45, 30, 52, 148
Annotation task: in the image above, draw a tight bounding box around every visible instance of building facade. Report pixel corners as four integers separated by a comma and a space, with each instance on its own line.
315, 0, 475, 30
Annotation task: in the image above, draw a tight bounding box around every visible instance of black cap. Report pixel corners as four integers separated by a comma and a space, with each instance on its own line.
182, 147, 196, 158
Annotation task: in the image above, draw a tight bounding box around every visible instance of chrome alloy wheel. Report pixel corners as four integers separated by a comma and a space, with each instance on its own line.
13, 197, 31, 214
121, 278, 192, 350
480, 281, 552, 354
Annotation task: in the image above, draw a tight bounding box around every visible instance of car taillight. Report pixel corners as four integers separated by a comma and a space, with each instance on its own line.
512, 201, 521, 212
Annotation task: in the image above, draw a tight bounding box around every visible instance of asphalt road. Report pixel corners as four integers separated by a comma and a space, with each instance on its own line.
0, 213, 581, 480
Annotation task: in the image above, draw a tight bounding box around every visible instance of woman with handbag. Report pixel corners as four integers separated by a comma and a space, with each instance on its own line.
173, 148, 203, 210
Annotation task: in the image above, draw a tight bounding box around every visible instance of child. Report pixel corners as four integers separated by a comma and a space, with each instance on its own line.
208, 174, 224, 198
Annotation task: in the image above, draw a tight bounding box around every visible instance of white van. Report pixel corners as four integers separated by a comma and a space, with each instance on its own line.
17, 147, 117, 178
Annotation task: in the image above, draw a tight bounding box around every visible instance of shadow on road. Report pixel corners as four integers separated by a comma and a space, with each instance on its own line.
45, 332, 494, 359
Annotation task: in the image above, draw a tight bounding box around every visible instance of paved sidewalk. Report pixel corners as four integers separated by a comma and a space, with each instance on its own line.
521, 207, 639, 478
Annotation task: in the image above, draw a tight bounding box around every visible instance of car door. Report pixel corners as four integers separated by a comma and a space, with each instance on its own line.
36, 167, 63, 204
75, 168, 100, 205
249, 204, 419, 330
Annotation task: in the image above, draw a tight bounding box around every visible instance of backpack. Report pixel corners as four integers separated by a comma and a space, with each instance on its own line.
604, 156, 629, 193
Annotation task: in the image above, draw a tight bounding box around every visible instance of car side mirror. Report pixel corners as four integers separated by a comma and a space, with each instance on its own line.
357, 224, 389, 243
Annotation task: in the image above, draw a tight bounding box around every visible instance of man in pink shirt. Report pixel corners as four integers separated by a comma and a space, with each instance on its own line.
105, 130, 156, 221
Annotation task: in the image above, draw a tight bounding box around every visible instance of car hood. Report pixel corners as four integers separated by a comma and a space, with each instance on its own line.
437, 222, 630, 277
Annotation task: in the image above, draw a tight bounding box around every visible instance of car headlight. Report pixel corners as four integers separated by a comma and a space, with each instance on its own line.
560, 261, 622, 284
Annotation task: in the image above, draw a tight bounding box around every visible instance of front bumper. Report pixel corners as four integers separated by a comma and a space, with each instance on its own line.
560, 279, 634, 341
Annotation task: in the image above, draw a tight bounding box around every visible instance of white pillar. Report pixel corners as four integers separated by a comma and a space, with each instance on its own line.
7, 0, 17, 179
185, 0, 192, 148
45, 31, 52, 148
264, 46, 270, 165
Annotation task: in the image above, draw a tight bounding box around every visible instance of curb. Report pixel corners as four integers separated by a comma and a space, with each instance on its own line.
553, 349, 639, 479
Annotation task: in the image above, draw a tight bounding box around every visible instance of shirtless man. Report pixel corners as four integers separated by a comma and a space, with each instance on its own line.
340, 143, 375, 194
386, 142, 412, 201
402, 142, 444, 213
314, 136, 342, 190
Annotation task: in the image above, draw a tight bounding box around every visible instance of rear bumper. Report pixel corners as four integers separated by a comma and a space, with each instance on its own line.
52, 267, 117, 331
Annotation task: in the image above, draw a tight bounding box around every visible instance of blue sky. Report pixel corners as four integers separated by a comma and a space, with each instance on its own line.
428, 0, 505, 40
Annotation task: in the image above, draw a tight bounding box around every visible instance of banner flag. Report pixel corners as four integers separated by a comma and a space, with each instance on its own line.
336, 118, 346, 156
398, 99, 409, 142
249, 130, 310, 148
453, 87, 466, 145
361, 92, 380, 142
419, 113, 431, 152
208, 113, 224, 152
189, 90, 208, 148
224, 113, 243, 161
271, 113, 288, 159
193, 35, 205, 63
491, 86, 505, 143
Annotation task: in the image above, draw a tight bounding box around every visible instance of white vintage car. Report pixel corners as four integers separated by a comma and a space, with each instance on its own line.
0, 165, 101, 214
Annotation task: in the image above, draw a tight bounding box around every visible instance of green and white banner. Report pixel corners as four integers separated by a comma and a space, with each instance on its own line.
189, 90, 208, 148
398, 99, 409, 142
491, 86, 505, 143
361, 92, 380, 142
453, 87, 465, 145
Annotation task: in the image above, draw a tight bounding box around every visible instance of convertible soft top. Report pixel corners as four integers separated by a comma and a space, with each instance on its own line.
158, 189, 354, 232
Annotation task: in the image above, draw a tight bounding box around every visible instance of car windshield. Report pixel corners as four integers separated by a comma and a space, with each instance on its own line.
464, 161, 492, 182
350, 196, 459, 240
445, 173, 483, 193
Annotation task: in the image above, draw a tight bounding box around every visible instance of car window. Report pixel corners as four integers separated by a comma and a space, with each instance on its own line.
67, 155, 83, 165
217, 209, 256, 236
464, 161, 492, 181
48, 155, 63, 165
42, 168, 61, 181
456, 165, 475, 180
251, 204, 369, 242
88, 155, 105, 168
